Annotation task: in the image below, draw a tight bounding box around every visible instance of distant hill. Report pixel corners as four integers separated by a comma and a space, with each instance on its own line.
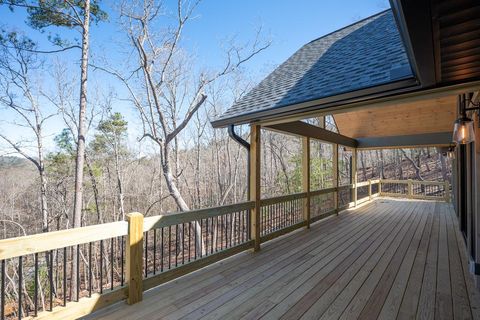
0, 156, 32, 169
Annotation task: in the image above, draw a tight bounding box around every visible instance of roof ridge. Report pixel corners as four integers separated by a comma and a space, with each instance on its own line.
305, 8, 391, 45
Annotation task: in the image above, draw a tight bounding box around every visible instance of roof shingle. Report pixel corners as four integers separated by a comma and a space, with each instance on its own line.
214, 10, 414, 126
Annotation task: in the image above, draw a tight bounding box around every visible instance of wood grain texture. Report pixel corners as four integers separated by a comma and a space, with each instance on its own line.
83, 200, 480, 320
334, 95, 456, 138
126, 212, 144, 305
0, 221, 128, 260
250, 124, 261, 251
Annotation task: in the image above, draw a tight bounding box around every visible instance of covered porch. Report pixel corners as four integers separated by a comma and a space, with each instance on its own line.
1, 1, 480, 319
88, 199, 480, 320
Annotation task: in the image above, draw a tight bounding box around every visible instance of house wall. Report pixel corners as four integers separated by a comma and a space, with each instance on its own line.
453, 109, 480, 287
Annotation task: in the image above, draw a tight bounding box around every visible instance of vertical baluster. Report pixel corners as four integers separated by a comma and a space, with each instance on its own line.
210, 218, 214, 254
234, 212, 238, 245
241, 211, 244, 243
18, 256, 22, 319
161, 228, 164, 272
76, 245, 80, 301
88, 243, 92, 297
175, 225, 178, 267
194, 222, 197, 260
247, 208, 251, 240
228, 213, 234, 247
205, 219, 208, 256
168, 226, 172, 269
182, 223, 185, 264
225, 214, 229, 248
144, 231, 148, 278
63, 247, 67, 305
153, 229, 157, 275
188, 222, 192, 262
121, 236, 124, 286
49, 251, 53, 311
110, 239, 114, 290
100, 240, 104, 294
214, 218, 218, 252
224, 215, 227, 249
1, 260, 4, 319
34, 253, 38, 316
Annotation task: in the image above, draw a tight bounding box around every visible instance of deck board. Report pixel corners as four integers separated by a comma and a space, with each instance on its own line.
85, 199, 480, 320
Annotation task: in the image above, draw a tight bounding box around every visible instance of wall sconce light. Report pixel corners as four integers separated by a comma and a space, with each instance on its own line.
453, 116, 474, 144
452, 95, 479, 144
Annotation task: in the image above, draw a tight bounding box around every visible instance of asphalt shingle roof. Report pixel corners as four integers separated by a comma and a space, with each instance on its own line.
214, 9, 414, 126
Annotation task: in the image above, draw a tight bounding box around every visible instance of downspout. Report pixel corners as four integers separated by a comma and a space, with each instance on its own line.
228, 125, 251, 196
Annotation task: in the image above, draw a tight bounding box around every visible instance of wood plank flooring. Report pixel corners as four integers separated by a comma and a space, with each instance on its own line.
85, 199, 480, 320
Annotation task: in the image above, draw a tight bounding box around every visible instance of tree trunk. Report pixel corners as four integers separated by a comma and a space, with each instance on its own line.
162, 144, 205, 255
72, 0, 90, 300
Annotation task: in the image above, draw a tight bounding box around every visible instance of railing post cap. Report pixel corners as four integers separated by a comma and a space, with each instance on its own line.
126, 212, 144, 220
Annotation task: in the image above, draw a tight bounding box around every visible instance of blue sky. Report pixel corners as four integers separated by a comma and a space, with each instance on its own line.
0, 0, 390, 154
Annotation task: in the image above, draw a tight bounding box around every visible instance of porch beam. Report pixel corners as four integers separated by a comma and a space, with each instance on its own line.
265, 121, 357, 148
356, 132, 453, 149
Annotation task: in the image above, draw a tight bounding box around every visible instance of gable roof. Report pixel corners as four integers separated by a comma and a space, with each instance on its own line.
212, 9, 416, 128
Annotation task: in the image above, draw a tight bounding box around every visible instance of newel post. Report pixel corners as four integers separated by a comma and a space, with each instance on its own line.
250, 124, 261, 252
445, 180, 450, 202
352, 149, 358, 207
368, 179, 372, 200
126, 212, 144, 305
302, 137, 311, 228
407, 179, 413, 199
333, 144, 339, 213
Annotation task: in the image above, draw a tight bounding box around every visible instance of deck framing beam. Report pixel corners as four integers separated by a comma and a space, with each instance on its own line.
356, 132, 453, 149
265, 121, 357, 148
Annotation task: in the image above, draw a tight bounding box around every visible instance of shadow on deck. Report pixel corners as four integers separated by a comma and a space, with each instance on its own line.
85, 199, 480, 320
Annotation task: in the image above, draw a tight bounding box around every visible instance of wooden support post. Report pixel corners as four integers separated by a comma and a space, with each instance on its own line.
379, 179, 382, 195
407, 179, 413, 199
302, 137, 311, 229
445, 180, 450, 202
352, 149, 358, 207
368, 179, 372, 200
250, 124, 261, 252
333, 144, 339, 213
126, 212, 144, 305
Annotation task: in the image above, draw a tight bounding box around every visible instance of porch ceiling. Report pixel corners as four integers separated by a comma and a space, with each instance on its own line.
333, 95, 457, 138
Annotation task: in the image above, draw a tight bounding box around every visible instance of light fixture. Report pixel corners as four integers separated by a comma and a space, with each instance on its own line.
453, 116, 474, 144
452, 94, 479, 144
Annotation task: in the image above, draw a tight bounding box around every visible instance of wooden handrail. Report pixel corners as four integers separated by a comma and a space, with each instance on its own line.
260, 192, 307, 206
143, 201, 255, 232
0, 220, 128, 260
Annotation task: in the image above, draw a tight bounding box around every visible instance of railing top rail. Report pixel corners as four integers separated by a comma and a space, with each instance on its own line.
310, 186, 336, 197
380, 179, 445, 185
143, 201, 255, 232
0, 220, 128, 260
260, 192, 307, 206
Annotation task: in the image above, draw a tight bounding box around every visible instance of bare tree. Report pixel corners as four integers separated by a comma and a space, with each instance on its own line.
95, 0, 269, 251
0, 33, 54, 233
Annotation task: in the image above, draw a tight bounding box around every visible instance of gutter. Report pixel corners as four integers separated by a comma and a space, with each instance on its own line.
227, 124, 251, 196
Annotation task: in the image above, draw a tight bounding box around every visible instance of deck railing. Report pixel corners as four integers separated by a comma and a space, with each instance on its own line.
0, 179, 449, 319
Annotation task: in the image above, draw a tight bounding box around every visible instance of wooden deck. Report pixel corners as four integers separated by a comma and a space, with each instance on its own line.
86, 199, 480, 320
